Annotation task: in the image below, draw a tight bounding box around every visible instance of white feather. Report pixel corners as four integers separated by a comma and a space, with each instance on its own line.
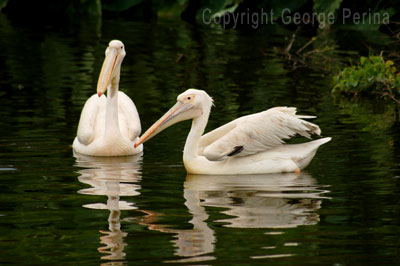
73, 40, 142, 156
73, 91, 142, 156
200, 107, 321, 161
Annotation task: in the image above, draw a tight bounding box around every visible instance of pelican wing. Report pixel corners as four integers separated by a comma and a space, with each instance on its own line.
198, 119, 237, 155
76, 94, 105, 145
201, 107, 321, 161
118, 91, 141, 141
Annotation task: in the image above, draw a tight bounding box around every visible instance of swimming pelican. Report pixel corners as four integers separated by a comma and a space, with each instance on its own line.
73, 40, 142, 156
134, 89, 330, 174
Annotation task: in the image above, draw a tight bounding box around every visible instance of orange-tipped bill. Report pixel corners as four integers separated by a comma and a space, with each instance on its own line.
134, 102, 193, 148
97, 48, 119, 97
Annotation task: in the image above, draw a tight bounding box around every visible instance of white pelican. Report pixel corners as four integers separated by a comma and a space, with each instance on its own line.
134, 89, 330, 174
73, 40, 142, 156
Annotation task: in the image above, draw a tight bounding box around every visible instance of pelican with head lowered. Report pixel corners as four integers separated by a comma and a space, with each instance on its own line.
73, 40, 143, 156
134, 89, 330, 175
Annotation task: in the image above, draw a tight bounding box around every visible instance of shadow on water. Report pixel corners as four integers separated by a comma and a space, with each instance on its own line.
74, 153, 142, 265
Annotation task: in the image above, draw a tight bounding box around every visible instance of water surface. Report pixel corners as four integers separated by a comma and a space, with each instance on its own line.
0, 14, 400, 265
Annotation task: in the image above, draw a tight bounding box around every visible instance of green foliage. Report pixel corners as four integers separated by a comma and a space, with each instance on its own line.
332, 55, 400, 103
195, 0, 241, 22
313, 0, 342, 27
157, 0, 188, 18
67, 0, 102, 15
0, 0, 8, 10
258, 0, 309, 20
1, 0, 399, 31
313, 0, 342, 15
102, 0, 143, 12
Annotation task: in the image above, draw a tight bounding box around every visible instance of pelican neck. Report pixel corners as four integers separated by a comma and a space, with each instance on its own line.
183, 107, 210, 160
104, 85, 121, 139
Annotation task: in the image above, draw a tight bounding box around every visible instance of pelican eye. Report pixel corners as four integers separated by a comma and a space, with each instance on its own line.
187, 96, 191, 100
121, 46, 123, 49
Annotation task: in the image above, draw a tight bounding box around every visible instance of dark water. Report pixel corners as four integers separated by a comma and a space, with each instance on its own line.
1, 14, 400, 265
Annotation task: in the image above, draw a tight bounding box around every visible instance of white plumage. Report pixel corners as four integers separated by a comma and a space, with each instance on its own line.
199, 107, 321, 161
135, 88, 330, 174
73, 40, 142, 156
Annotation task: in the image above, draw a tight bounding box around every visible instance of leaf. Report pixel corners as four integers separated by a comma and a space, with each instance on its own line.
211, 3, 239, 19
332, 54, 400, 105
360, 56, 366, 66
386, 60, 394, 67
350, 79, 358, 87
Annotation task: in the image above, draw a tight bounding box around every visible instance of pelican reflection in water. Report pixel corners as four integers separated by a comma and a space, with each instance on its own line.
185, 172, 330, 229
137, 172, 329, 263
74, 153, 142, 264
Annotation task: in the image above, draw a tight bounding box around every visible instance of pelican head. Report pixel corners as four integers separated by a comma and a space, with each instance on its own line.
134, 89, 213, 147
97, 40, 126, 97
